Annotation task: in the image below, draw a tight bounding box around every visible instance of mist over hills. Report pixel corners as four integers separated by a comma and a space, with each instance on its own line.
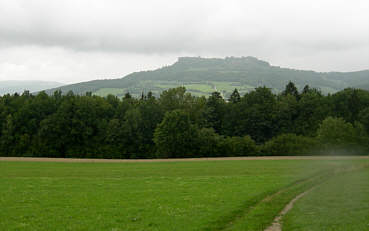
45, 56, 369, 97
0, 80, 64, 96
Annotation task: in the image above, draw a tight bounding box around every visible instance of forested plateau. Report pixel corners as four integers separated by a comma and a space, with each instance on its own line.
45, 57, 369, 98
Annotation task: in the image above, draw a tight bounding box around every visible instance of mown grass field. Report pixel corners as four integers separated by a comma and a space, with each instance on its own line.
0, 158, 368, 231
284, 166, 369, 231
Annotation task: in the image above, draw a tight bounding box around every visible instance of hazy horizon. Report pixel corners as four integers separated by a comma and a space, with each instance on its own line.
1, 55, 369, 85
1, 0, 368, 84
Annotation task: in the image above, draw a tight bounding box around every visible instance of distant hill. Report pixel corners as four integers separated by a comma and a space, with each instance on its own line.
0, 81, 64, 96
355, 82, 369, 91
45, 57, 369, 97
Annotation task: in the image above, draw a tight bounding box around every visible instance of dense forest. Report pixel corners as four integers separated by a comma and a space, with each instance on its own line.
1, 82, 369, 158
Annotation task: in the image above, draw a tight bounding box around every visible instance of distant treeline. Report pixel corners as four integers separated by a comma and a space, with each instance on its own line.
0, 82, 369, 158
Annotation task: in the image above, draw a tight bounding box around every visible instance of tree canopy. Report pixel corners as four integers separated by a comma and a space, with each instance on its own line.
0, 83, 368, 158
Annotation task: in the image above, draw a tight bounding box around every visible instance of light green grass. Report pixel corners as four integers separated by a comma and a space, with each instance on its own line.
92, 82, 248, 98
211, 81, 242, 92
0, 159, 367, 231
210, 81, 255, 96
155, 81, 247, 96
183, 84, 214, 93
283, 164, 369, 231
94, 88, 126, 97
155, 84, 179, 89
155, 83, 214, 94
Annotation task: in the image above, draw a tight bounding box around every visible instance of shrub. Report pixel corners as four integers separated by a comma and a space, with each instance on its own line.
316, 117, 369, 155
261, 133, 318, 156
197, 128, 224, 157
221, 136, 258, 156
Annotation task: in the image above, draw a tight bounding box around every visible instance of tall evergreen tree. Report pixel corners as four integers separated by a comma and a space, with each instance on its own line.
282, 81, 299, 99
229, 88, 241, 103
205, 91, 226, 133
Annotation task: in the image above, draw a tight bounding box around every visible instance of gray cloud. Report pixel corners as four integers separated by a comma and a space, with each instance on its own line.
0, 0, 368, 82
1, 0, 368, 54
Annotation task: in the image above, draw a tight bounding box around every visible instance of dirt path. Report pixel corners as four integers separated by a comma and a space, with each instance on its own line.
0, 156, 367, 163
264, 187, 315, 231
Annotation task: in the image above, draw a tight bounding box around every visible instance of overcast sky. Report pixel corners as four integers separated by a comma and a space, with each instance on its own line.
0, 0, 368, 84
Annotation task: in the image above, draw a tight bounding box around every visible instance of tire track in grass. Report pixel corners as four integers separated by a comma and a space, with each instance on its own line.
207, 169, 332, 231
2, 156, 368, 231
264, 163, 369, 231
264, 187, 315, 231
215, 163, 369, 231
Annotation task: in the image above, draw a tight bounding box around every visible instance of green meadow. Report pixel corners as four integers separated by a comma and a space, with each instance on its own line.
0, 158, 368, 231
284, 166, 369, 231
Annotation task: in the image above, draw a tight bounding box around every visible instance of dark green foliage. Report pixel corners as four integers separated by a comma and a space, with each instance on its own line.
261, 134, 318, 156
153, 110, 198, 158
196, 128, 224, 157
123, 92, 132, 99
282, 81, 299, 99
294, 89, 329, 136
221, 136, 258, 156
317, 117, 369, 154
229, 88, 241, 103
302, 85, 310, 94
158, 87, 187, 111
317, 117, 355, 144
274, 94, 299, 134
358, 107, 369, 134
0, 82, 368, 158
204, 91, 226, 133
230, 87, 277, 143
330, 88, 369, 123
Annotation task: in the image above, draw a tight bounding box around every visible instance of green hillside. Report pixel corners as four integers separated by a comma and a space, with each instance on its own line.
45, 57, 369, 97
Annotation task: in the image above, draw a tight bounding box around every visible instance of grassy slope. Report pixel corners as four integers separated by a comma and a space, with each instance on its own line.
94, 88, 127, 97
283, 165, 369, 231
0, 159, 367, 231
